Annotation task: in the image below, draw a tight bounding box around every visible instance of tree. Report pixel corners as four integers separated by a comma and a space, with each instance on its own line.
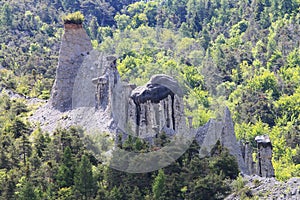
57, 187, 74, 200
15, 177, 37, 200
88, 17, 99, 39
130, 186, 143, 200
188, 173, 230, 200
11, 100, 28, 116
209, 149, 239, 179
32, 128, 48, 158
108, 186, 123, 200
115, 14, 131, 31
61, 0, 80, 11
74, 155, 96, 199
152, 169, 165, 200
0, 4, 13, 26
17, 134, 32, 167
56, 147, 75, 188
5, 117, 29, 138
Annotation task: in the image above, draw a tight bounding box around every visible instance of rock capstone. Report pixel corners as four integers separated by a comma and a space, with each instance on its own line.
255, 135, 275, 178
124, 74, 186, 138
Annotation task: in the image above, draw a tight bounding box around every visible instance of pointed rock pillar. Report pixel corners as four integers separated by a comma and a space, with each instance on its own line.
50, 23, 93, 111
196, 107, 250, 175
221, 107, 249, 174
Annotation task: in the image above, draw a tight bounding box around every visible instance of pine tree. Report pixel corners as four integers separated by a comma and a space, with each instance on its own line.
74, 155, 96, 199
16, 177, 37, 200
130, 186, 143, 200
108, 186, 123, 200
33, 128, 48, 158
18, 135, 32, 166
0, 4, 13, 26
56, 146, 74, 188
152, 169, 165, 200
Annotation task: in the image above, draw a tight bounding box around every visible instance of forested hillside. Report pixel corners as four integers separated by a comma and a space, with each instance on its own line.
0, 0, 300, 199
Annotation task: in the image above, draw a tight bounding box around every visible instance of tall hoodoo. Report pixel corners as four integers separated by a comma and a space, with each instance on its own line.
255, 135, 275, 177
50, 22, 93, 111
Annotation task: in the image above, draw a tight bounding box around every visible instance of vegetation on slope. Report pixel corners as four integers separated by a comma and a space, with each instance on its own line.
0, 0, 300, 199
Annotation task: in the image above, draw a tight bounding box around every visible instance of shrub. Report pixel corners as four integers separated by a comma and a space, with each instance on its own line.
232, 175, 246, 193
62, 11, 84, 25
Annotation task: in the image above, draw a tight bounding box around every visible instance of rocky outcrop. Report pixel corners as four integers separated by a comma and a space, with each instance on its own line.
241, 142, 255, 175
195, 108, 249, 175
31, 22, 258, 175
255, 135, 275, 177
226, 175, 300, 200
195, 109, 277, 177
30, 51, 121, 134
126, 74, 186, 138
50, 23, 93, 111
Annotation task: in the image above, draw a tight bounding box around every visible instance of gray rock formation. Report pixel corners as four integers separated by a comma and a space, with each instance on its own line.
50, 23, 93, 111
255, 135, 275, 177
31, 23, 255, 175
146, 74, 184, 97
242, 142, 255, 175
195, 109, 278, 177
30, 51, 121, 134
195, 108, 249, 175
222, 107, 250, 174
195, 110, 277, 177
32, 49, 186, 141
127, 74, 186, 138
226, 175, 300, 200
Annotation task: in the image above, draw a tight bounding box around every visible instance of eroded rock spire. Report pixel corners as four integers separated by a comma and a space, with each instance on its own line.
50, 22, 93, 111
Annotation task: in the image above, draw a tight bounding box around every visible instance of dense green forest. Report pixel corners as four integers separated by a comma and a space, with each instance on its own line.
0, 0, 300, 199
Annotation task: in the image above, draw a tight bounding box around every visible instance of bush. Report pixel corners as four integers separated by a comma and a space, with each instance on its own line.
62, 11, 84, 25
232, 175, 245, 193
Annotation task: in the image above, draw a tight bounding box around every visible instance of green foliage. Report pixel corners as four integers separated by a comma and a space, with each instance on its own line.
0, 3, 13, 26
57, 187, 74, 200
0, 1, 300, 199
232, 175, 246, 193
15, 177, 37, 200
209, 149, 239, 179
56, 147, 75, 188
189, 173, 230, 200
152, 169, 166, 200
62, 11, 84, 24
74, 155, 96, 199
230, 20, 249, 37
247, 70, 279, 99
130, 186, 143, 200
108, 186, 123, 200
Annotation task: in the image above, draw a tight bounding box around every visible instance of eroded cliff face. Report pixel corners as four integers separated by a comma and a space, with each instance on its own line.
31, 23, 272, 175
125, 74, 186, 138
195, 109, 276, 177
91, 72, 187, 139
